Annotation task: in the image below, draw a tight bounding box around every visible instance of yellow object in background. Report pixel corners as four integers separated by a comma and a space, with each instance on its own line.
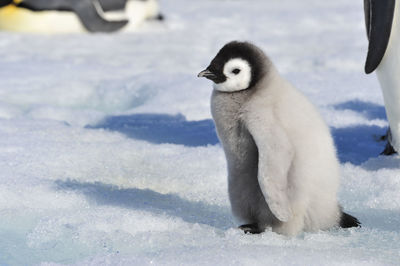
0, 0, 162, 34
0, 3, 85, 34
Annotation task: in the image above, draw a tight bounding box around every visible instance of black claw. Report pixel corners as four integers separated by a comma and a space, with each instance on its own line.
380, 129, 397, 156
239, 223, 264, 234
381, 141, 397, 155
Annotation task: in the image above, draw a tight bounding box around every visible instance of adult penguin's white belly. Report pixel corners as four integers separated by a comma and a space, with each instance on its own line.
105, 0, 161, 32
376, 0, 400, 152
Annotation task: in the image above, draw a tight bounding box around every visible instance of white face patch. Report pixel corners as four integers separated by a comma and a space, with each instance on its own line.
213, 58, 252, 92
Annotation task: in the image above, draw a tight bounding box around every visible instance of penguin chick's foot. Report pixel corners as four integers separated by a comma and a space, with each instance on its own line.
239, 223, 264, 234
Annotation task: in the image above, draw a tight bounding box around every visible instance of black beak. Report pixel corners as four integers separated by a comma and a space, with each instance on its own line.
198, 69, 217, 80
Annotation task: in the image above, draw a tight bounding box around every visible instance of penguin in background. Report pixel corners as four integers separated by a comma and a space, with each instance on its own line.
364, 0, 400, 155
198, 41, 360, 235
0, 0, 163, 34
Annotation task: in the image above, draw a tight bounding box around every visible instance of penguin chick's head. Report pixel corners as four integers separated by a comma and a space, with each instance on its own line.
198, 41, 267, 92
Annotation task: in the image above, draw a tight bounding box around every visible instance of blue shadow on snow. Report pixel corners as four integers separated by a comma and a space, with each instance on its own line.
331, 125, 387, 165
88, 100, 388, 165
87, 113, 219, 147
331, 100, 388, 165
55, 180, 234, 230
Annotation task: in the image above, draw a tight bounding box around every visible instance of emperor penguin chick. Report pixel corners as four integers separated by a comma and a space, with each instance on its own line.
198, 41, 360, 236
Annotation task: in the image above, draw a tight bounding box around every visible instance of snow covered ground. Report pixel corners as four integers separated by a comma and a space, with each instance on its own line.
1, 0, 400, 265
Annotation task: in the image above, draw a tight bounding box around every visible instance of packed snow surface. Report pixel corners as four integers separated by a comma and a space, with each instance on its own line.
1, 0, 400, 265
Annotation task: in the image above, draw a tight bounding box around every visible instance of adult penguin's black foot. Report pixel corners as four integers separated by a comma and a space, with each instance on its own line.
381, 141, 397, 155
380, 129, 397, 155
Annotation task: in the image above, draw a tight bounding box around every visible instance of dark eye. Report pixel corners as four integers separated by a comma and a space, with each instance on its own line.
232, 68, 241, 75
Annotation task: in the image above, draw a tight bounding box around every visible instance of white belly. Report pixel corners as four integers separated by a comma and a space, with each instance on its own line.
120, 0, 160, 32
376, 0, 400, 152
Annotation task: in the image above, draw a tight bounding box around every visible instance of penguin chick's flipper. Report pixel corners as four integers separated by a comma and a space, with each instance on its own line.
246, 117, 294, 223
239, 224, 264, 234
73, 0, 128, 32
340, 212, 361, 228
364, 0, 396, 74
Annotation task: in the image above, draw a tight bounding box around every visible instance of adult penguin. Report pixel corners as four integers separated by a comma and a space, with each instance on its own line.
0, 0, 162, 33
364, 0, 400, 155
